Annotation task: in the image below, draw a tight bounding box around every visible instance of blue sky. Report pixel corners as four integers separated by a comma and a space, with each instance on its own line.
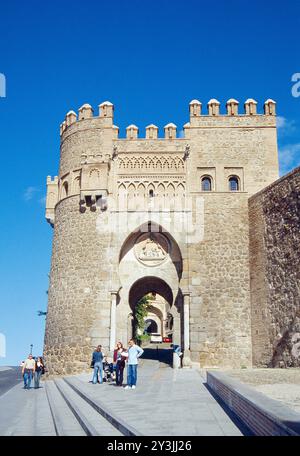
0, 0, 299, 365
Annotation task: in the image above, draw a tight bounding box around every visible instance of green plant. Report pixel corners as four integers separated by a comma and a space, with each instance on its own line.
134, 295, 151, 342
137, 333, 151, 346
134, 296, 149, 338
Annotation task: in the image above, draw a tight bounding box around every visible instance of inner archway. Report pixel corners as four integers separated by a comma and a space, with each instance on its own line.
145, 319, 158, 334
129, 277, 173, 309
128, 277, 177, 365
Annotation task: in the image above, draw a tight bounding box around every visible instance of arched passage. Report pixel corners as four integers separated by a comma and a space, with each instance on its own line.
113, 220, 186, 365
129, 277, 173, 310
126, 276, 182, 352
128, 277, 176, 364
145, 318, 158, 334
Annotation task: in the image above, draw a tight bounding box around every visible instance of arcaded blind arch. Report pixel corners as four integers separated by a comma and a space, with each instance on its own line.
117, 155, 184, 171
148, 183, 155, 200
116, 181, 186, 212
118, 183, 127, 210
157, 183, 165, 208
176, 183, 185, 210
137, 183, 146, 208
127, 183, 136, 211
166, 183, 175, 210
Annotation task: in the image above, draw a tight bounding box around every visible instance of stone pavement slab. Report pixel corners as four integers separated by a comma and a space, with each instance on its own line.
74, 362, 246, 436
0, 381, 56, 436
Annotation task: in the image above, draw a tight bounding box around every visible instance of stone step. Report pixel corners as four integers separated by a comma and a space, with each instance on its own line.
55, 379, 122, 436
64, 377, 142, 436
45, 381, 86, 436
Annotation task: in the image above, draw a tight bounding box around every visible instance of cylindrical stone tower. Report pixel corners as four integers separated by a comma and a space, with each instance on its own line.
44, 101, 117, 376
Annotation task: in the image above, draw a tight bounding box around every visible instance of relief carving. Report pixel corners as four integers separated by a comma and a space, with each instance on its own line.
134, 233, 169, 267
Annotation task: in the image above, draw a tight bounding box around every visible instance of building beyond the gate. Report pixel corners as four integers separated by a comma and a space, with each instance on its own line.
44, 98, 300, 375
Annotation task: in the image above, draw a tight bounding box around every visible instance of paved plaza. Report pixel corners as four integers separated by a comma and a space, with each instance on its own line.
0, 356, 249, 436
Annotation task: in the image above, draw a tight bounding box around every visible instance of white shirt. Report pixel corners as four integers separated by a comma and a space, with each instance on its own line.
23, 359, 35, 370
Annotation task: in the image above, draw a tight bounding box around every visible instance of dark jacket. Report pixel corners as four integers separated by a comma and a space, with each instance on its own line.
92, 351, 104, 364
35, 361, 45, 373
113, 349, 126, 366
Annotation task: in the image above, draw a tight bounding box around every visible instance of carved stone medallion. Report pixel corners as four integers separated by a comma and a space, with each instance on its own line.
134, 233, 169, 267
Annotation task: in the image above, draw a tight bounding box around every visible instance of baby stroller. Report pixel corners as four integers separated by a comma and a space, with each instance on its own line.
103, 360, 116, 383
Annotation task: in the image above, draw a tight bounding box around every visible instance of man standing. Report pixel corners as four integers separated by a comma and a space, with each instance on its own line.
125, 339, 144, 390
22, 354, 35, 389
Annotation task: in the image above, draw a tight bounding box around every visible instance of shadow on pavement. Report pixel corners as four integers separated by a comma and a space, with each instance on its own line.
141, 345, 173, 367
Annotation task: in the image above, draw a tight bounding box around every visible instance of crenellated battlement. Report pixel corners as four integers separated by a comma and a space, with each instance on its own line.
59, 98, 277, 139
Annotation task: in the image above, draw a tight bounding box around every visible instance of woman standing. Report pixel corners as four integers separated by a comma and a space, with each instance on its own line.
92, 345, 104, 384
34, 357, 44, 389
113, 342, 127, 386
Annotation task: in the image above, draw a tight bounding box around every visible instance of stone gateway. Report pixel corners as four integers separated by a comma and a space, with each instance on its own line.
43, 98, 300, 375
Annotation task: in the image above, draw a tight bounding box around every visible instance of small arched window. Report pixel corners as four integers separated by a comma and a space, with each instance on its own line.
229, 176, 239, 192
201, 176, 212, 192
62, 181, 69, 198
149, 189, 154, 198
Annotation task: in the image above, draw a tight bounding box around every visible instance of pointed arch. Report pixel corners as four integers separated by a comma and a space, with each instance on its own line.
89, 168, 101, 188
156, 159, 163, 170
147, 183, 155, 199
148, 159, 155, 170
73, 176, 81, 194
61, 181, 69, 199
176, 183, 185, 210
136, 183, 146, 209
118, 183, 127, 210
128, 183, 136, 210
166, 183, 175, 196
157, 183, 165, 208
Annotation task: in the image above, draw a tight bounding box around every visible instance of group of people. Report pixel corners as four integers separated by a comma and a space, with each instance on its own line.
20, 355, 45, 390
20, 339, 144, 391
91, 339, 144, 389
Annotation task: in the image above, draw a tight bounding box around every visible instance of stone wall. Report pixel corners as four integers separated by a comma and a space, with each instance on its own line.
188, 193, 252, 368
44, 196, 114, 376
249, 166, 300, 367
